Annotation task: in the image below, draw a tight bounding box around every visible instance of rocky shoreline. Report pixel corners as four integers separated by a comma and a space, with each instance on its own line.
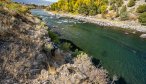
45, 10, 146, 33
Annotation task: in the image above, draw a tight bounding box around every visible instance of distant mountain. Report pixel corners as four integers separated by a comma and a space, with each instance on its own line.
13, 0, 53, 6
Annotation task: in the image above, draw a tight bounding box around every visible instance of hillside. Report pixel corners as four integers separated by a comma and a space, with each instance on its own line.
13, 0, 53, 6
0, 1, 111, 84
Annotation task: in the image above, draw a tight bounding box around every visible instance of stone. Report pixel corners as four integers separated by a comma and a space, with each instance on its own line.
140, 34, 146, 38
40, 69, 49, 80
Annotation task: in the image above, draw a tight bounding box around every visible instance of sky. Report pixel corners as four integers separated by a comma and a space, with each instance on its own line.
13, 0, 58, 5
44, 0, 58, 2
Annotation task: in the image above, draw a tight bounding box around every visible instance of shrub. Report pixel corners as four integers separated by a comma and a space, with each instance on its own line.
60, 42, 72, 51
72, 49, 83, 57
0, 1, 28, 13
115, 10, 120, 17
109, 0, 123, 7
89, 4, 97, 16
127, 0, 135, 7
136, 4, 146, 13
109, 4, 116, 11
119, 5, 128, 20
78, 4, 89, 15
120, 12, 129, 20
48, 31, 59, 43
6, 3, 28, 13
44, 43, 54, 52
0, 2, 4, 6
138, 12, 146, 25
110, 0, 116, 5
100, 5, 107, 14
18, 5, 28, 13
89, 10, 96, 16
120, 5, 127, 13
116, 0, 123, 7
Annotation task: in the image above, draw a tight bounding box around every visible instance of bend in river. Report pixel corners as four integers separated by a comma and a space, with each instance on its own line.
31, 9, 146, 84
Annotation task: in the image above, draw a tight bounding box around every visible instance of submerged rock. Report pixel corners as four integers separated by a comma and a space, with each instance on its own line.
140, 34, 146, 38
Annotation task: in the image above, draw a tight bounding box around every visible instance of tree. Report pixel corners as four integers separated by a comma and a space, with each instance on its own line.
138, 12, 146, 25
78, 3, 89, 15
73, 0, 82, 13
89, 3, 97, 15
136, 4, 146, 13
120, 5, 127, 14
100, 5, 107, 14
50, 0, 108, 15
95, 0, 108, 14
116, 0, 123, 7
109, 4, 116, 11
120, 5, 128, 20
127, 0, 135, 7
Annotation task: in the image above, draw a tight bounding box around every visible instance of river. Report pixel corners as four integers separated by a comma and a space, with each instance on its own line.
30, 9, 146, 84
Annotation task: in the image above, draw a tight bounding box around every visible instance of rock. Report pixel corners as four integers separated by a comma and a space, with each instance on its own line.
125, 32, 129, 35
48, 53, 109, 84
53, 49, 65, 65
36, 53, 47, 62
140, 34, 146, 38
40, 69, 49, 80
46, 11, 146, 33
132, 31, 136, 34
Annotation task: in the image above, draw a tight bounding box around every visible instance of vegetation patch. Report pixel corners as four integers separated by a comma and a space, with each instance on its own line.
6, 3, 28, 13
60, 42, 72, 52
50, 0, 108, 15
138, 12, 146, 25
44, 43, 54, 52
0, 2, 4, 6
120, 5, 128, 20
0, 0, 29, 14
48, 30, 59, 43
127, 0, 135, 7
136, 4, 146, 13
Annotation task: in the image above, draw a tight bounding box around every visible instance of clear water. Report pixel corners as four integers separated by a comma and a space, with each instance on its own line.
31, 9, 146, 84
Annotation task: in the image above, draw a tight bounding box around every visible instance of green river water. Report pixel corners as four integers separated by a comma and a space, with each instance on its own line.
31, 9, 146, 84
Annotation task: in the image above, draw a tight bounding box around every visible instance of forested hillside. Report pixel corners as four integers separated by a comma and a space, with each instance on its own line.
50, 0, 108, 15
49, 0, 146, 25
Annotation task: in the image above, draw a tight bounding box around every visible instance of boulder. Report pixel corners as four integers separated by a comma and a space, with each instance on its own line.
140, 34, 146, 38
39, 69, 49, 80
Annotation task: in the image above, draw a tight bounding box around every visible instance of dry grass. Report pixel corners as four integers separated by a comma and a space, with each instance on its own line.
48, 65, 57, 75
0, 8, 49, 83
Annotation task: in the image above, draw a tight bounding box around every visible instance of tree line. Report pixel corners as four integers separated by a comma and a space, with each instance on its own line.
50, 0, 108, 15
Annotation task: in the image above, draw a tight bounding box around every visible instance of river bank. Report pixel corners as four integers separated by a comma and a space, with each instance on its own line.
0, 1, 112, 83
45, 10, 146, 33
30, 9, 146, 84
